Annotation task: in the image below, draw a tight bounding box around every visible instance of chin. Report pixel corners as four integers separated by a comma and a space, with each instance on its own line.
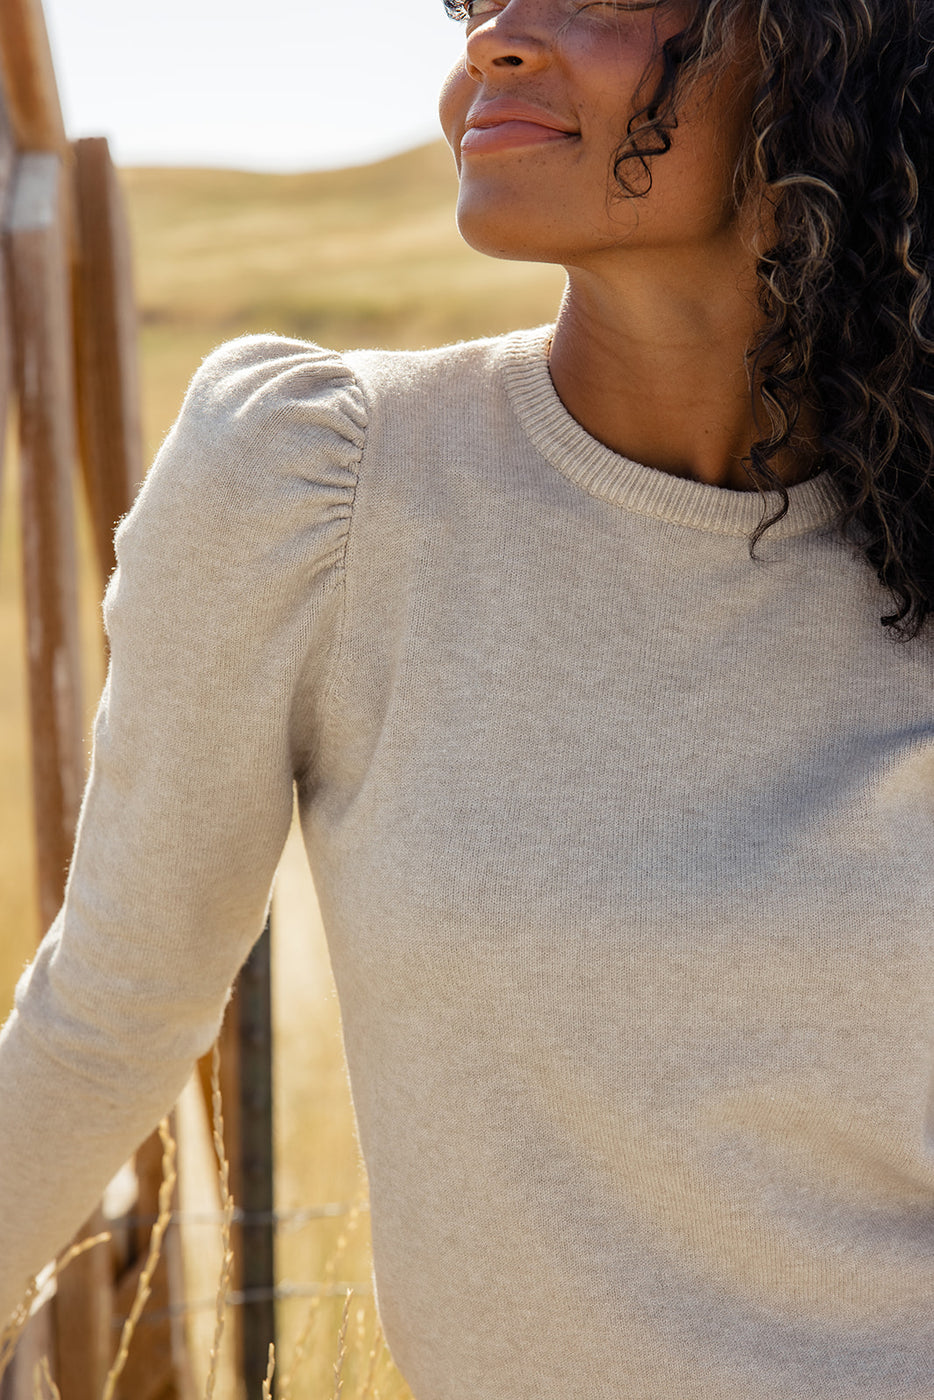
455, 192, 570, 265
457, 223, 548, 262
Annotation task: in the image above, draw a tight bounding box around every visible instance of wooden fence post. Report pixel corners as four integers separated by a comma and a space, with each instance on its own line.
237, 924, 277, 1397
5, 148, 111, 1400
0, 0, 67, 156
7, 152, 83, 931
69, 134, 194, 1400
71, 136, 142, 585
201, 921, 277, 1398
0, 82, 15, 505
108, 1112, 195, 1400
0, 1290, 55, 1400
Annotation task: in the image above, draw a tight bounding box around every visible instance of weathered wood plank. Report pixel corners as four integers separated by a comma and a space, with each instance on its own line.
0, 79, 16, 512
0, 1293, 55, 1400
111, 1241, 193, 1400
72, 137, 142, 587
111, 1115, 195, 1400
54, 1212, 112, 1400
0, 0, 67, 153
5, 150, 109, 1400
0, 70, 16, 194
6, 151, 83, 931
0, 234, 12, 521
112, 1256, 174, 1400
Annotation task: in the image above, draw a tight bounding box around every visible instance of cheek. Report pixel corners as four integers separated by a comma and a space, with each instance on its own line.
438, 59, 471, 159
568, 43, 662, 163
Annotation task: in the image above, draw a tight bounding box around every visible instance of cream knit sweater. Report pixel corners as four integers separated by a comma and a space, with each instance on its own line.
2, 327, 934, 1399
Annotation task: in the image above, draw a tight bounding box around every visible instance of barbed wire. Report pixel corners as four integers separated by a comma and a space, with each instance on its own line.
104, 1201, 369, 1232
111, 1282, 374, 1328
102, 1198, 373, 1331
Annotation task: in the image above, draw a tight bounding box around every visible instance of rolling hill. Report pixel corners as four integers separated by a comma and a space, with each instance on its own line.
121, 140, 566, 453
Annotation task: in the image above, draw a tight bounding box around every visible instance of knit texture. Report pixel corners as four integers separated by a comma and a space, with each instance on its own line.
1, 327, 933, 1398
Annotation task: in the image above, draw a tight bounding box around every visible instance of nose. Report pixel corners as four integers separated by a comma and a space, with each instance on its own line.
464, 0, 553, 80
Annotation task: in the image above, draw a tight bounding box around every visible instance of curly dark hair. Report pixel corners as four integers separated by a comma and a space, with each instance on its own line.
445, 0, 934, 640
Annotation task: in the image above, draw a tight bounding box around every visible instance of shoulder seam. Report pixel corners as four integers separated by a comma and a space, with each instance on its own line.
294, 358, 367, 787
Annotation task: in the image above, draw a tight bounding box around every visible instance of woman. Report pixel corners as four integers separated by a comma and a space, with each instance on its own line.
2, 0, 933, 1395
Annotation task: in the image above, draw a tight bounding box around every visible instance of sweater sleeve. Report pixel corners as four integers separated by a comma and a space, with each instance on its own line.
0, 335, 364, 1321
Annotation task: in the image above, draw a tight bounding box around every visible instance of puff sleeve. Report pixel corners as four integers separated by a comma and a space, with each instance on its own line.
0, 335, 364, 1319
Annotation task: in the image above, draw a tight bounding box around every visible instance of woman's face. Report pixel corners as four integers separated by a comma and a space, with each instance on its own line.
438, 0, 753, 267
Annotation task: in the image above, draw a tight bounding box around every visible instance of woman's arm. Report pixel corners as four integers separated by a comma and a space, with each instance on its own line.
0, 335, 365, 1320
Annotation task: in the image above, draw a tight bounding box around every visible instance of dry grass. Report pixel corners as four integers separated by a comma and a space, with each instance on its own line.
268, 829, 416, 1400
0, 1234, 111, 1387
205, 1044, 236, 1400
102, 1121, 177, 1400
1, 1049, 412, 1400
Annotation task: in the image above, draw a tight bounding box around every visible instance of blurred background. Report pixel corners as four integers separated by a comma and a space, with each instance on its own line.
0, 2, 564, 1394
45, 0, 471, 172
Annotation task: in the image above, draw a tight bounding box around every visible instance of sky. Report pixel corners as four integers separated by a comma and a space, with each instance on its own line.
41, 0, 468, 171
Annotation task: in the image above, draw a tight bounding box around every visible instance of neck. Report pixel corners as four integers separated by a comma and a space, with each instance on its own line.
548, 248, 815, 492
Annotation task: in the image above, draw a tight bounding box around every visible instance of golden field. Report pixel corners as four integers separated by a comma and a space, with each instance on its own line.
0, 140, 564, 1397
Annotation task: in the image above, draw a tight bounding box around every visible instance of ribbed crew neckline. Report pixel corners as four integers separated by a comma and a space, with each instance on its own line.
500, 325, 843, 538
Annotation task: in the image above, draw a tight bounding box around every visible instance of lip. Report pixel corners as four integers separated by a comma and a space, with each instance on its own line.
461, 121, 578, 154
462, 102, 579, 155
